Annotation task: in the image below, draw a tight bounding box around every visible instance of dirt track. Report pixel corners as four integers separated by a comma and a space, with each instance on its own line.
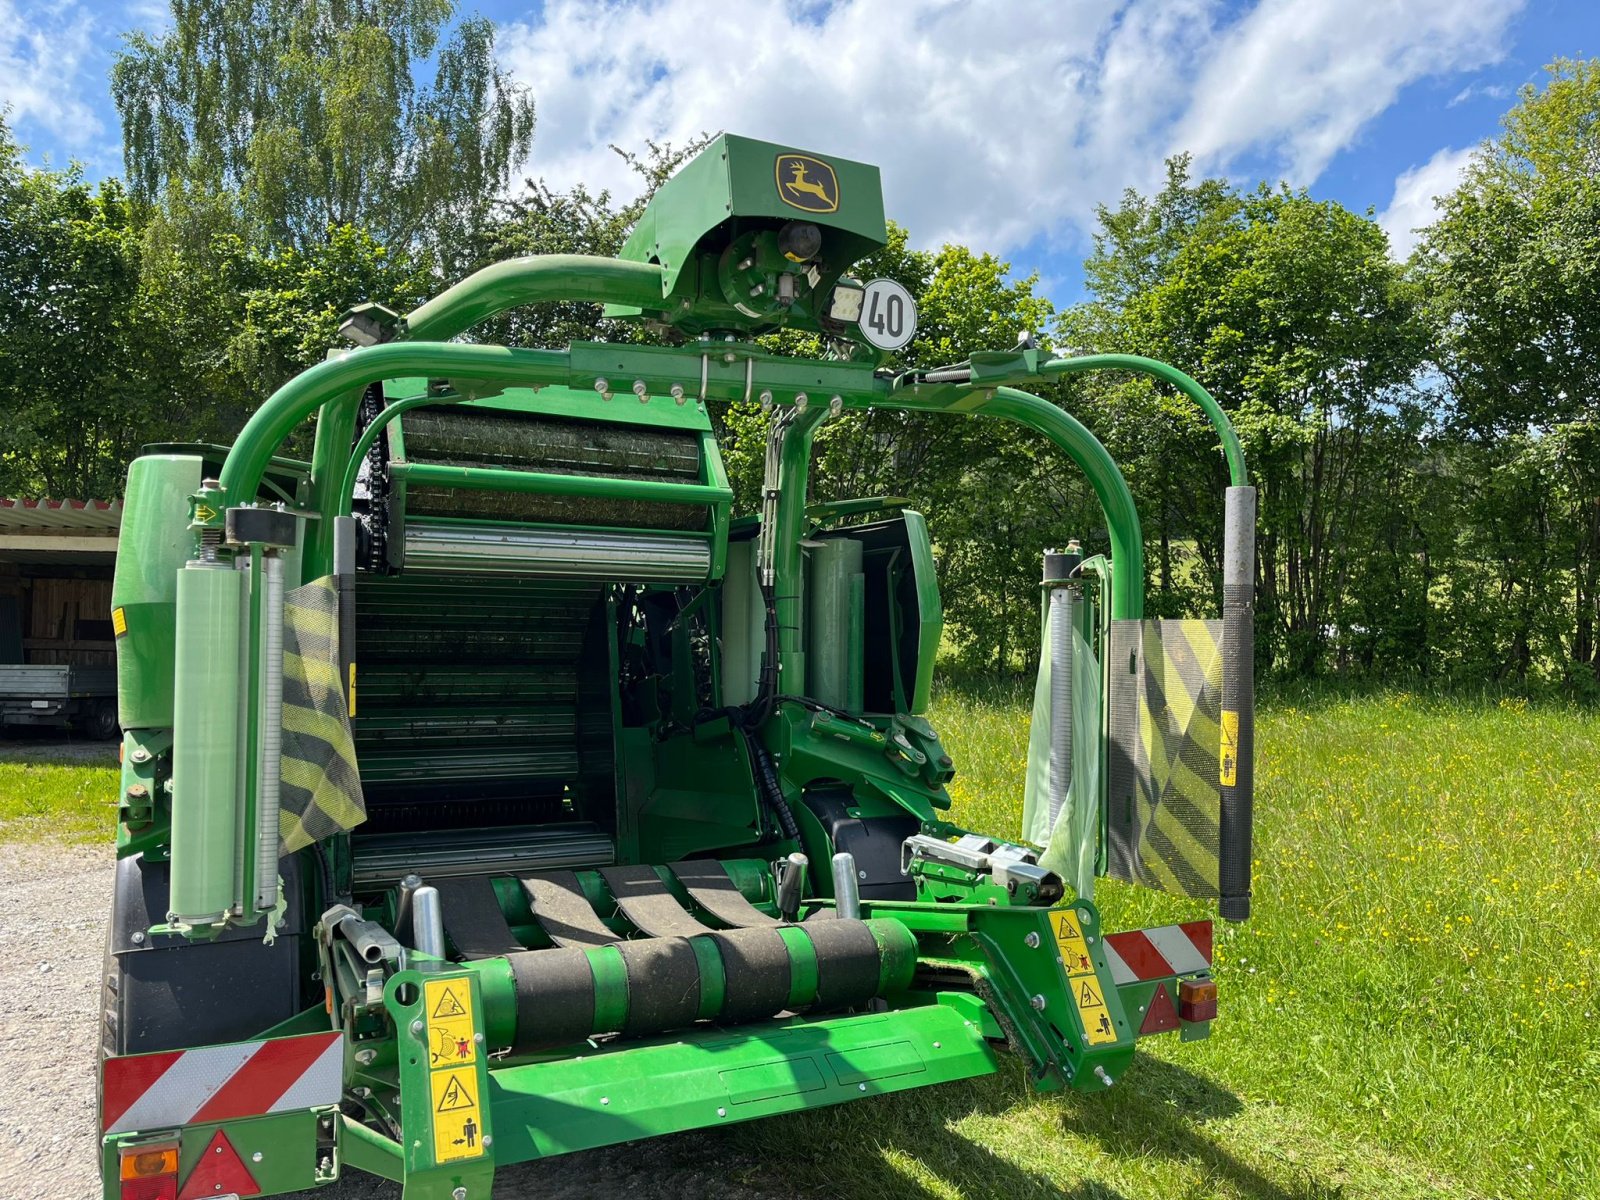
0, 842, 774, 1200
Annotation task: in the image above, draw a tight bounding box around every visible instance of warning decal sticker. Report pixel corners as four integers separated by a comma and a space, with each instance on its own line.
423, 978, 478, 1070
1074, 975, 1119, 1046
430, 1067, 484, 1163
1220, 708, 1239, 787
1050, 910, 1095, 978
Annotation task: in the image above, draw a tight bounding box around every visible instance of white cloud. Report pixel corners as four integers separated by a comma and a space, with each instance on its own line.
1377, 144, 1477, 259
1448, 81, 1510, 107
499, 0, 1524, 262
1171, 0, 1513, 184
0, 0, 103, 153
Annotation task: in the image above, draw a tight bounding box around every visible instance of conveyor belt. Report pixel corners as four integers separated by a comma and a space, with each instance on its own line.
522, 871, 620, 948
601, 865, 713, 938
671, 859, 782, 928
427, 865, 920, 1052
435, 876, 523, 959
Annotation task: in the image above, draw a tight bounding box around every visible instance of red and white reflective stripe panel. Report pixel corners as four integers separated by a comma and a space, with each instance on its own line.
102, 1031, 342, 1135
1103, 920, 1212, 985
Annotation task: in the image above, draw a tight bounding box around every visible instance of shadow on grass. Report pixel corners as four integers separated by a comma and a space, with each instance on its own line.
755, 1052, 1329, 1200
1061, 1054, 1340, 1200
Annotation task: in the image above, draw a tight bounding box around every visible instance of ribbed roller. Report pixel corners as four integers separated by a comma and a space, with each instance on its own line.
400, 521, 711, 581
397, 407, 707, 531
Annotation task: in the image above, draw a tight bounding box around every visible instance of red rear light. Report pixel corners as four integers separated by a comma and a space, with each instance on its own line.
119, 1178, 177, 1200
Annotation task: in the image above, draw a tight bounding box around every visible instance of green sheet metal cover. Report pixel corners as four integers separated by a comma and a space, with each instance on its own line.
279, 577, 366, 851
1105, 619, 1225, 899
1022, 614, 1100, 899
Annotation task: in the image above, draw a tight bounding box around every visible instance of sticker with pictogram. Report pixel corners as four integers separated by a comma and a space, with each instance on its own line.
424, 978, 477, 1069
1074, 974, 1119, 1046
430, 1067, 484, 1162
1050, 909, 1095, 977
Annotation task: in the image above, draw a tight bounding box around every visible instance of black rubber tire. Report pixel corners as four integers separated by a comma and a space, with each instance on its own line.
83, 699, 118, 741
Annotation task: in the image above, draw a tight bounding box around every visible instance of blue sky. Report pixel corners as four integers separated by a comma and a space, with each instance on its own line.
4, 0, 1598, 307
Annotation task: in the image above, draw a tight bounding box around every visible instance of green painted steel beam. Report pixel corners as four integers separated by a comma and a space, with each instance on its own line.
403, 255, 670, 343
391, 461, 733, 507
485, 1002, 998, 1162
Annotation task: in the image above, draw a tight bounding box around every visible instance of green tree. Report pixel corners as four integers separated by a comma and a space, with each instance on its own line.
112, 0, 534, 267
0, 118, 168, 497
1416, 58, 1600, 684
1065, 161, 1430, 675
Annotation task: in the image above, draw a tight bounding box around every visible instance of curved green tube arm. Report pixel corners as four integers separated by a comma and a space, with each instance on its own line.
217, 343, 571, 503
855, 385, 1145, 619
1039, 353, 1247, 487
401, 255, 669, 343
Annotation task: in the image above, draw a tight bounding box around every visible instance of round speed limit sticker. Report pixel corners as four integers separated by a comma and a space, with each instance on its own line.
858, 278, 918, 352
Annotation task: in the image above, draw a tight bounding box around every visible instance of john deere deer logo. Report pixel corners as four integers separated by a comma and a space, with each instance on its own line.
775, 155, 839, 213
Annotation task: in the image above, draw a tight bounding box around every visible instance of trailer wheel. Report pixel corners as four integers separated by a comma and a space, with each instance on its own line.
82, 700, 118, 741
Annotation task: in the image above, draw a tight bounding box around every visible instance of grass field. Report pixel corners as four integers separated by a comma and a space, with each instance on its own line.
1, 687, 1594, 1199
0, 745, 117, 842
673, 684, 1600, 1199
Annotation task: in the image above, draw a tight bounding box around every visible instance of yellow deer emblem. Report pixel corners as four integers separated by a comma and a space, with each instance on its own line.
775, 155, 839, 213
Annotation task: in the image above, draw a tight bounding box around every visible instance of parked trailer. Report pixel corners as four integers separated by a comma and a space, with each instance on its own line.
0, 663, 117, 735
98, 136, 1253, 1200
0, 508, 120, 738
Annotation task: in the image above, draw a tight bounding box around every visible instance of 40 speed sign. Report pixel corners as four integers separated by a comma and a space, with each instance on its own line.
858, 278, 918, 352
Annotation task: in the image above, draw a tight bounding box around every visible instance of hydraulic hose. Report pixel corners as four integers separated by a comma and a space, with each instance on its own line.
743, 727, 800, 842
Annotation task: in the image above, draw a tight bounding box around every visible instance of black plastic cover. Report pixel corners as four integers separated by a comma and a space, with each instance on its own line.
802, 785, 917, 901
105, 854, 306, 1055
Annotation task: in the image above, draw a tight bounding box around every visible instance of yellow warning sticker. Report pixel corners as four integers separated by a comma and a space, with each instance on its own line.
111, 607, 128, 638
1050, 910, 1095, 978
423, 978, 478, 1070
1074, 975, 1119, 1046
1220, 708, 1239, 787
429, 1067, 484, 1162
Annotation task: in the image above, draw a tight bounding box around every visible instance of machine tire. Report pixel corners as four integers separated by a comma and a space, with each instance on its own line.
82, 699, 118, 741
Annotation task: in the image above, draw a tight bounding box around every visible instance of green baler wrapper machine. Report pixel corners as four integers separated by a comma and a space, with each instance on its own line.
99, 135, 1254, 1200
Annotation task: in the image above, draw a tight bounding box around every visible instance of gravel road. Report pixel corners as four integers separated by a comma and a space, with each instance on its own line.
0, 843, 771, 1200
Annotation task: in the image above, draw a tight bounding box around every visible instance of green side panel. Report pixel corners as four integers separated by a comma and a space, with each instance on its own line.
616, 132, 886, 300
111, 454, 203, 729
387, 385, 713, 432
901, 510, 942, 714
485, 1004, 998, 1163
